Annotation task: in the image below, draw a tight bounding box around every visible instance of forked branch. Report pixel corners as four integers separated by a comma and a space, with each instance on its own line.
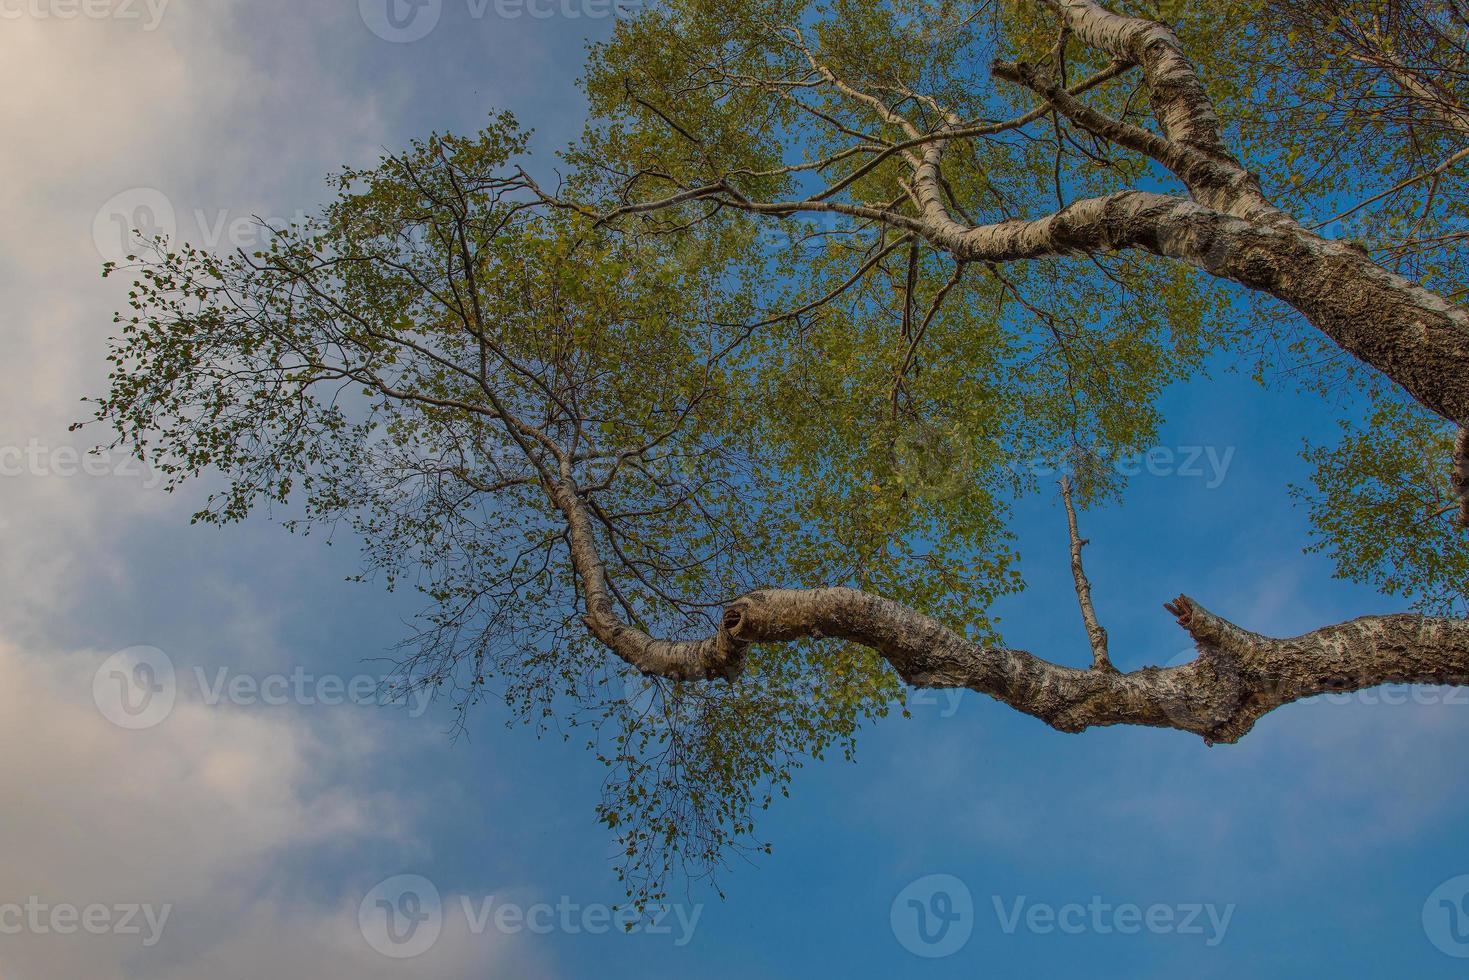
545, 472, 1469, 746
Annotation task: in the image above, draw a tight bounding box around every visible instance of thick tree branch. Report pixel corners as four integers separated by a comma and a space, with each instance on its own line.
561, 3, 1469, 427
929, 190, 1469, 426
991, 57, 1268, 217
607, 585, 1469, 746
1044, 0, 1288, 223
539, 447, 1469, 746
548, 475, 750, 682
1051, 0, 1227, 154
556, 172, 1469, 425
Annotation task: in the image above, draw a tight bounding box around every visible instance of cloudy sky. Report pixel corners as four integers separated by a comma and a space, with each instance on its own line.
3, 1, 1469, 977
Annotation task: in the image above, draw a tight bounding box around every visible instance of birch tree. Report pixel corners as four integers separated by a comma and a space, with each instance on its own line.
86, 0, 1469, 905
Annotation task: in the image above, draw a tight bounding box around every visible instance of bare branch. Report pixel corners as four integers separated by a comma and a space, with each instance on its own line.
1060, 475, 1113, 672
1454, 427, 1469, 527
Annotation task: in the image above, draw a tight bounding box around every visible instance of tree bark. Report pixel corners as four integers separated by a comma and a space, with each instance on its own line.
929, 190, 1469, 425
702, 588, 1469, 744
545, 0, 1469, 729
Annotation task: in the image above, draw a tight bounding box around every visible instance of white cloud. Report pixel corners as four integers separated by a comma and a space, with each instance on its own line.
0, 2, 391, 629
0, 638, 545, 978
0, 9, 550, 976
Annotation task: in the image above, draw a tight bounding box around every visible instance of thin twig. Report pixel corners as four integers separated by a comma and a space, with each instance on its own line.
1060, 475, 1114, 672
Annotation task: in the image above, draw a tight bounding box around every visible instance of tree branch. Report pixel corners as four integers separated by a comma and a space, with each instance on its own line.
1454, 427, 1469, 527
1043, 0, 1288, 223
605, 584, 1469, 746
1060, 475, 1114, 672
535, 442, 1469, 746
928, 190, 1469, 426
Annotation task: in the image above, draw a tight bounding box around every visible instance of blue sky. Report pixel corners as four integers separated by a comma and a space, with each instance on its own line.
3, 1, 1469, 976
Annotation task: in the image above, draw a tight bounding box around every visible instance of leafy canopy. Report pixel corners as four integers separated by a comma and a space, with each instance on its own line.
84, 0, 1469, 907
